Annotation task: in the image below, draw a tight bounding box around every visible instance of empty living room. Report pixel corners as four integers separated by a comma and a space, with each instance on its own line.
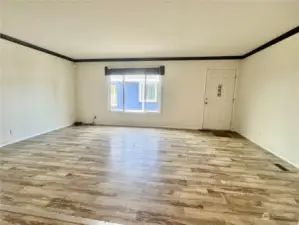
0, 0, 299, 224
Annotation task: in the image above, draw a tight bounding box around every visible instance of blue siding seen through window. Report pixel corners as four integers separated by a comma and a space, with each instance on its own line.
109, 75, 160, 112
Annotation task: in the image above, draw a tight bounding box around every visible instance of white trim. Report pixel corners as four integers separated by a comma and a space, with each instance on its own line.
138, 82, 158, 103
124, 110, 159, 113
90, 123, 199, 130
230, 71, 238, 131
0, 124, 72, 148
108, 74, 161, 113
202, 68, 237, 131
109, 109, 123, 112
229, 70, 237, 130
110, 84, 117, 107
238, 131, 299, 169
201, 69, 208, 129
110, 109, 160, 114
139, 82, 143, 102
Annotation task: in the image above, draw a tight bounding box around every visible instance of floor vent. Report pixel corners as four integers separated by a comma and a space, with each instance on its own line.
274, 163, 289, 172
212, 131, 231, 137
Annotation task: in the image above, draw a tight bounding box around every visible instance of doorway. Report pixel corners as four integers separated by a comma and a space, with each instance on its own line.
203, 69, 236, 130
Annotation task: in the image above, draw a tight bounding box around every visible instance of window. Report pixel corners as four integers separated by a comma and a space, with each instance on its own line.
108, 74, 161, 113
139, 82, 158, 102
110, 84, 117, 107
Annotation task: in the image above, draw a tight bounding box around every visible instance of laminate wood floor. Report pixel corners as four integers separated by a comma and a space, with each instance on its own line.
0, 126, 298, 225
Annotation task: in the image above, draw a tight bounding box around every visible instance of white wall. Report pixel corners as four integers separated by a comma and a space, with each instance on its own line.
76, 60, 239, 130
0, 39, 76, 146
234, 34, 299, 168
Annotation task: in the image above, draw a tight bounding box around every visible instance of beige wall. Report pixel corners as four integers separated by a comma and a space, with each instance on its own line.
1, 19, 298, 169
76, 60, 239, 130
234, 34, 299, 168
0, 39, 76, 146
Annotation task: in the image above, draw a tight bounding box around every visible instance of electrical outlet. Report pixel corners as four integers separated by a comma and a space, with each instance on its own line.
92, 116, 97, 125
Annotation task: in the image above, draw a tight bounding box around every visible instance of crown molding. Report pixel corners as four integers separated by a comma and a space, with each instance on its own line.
0, 33, 74, 62
74, 55, 242, 62
242, 26, 299, 58
1, 26, 298, 63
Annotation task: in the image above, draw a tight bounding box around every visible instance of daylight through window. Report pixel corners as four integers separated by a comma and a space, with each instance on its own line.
109, 75, 161, 113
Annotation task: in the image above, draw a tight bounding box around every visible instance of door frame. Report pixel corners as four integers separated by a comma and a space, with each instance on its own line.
201, 68, 237, 130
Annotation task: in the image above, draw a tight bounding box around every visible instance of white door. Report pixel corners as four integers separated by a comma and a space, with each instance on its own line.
203, 69, 236, 130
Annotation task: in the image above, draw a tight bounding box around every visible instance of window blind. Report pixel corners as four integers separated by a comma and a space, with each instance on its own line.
105, 66, 165, 76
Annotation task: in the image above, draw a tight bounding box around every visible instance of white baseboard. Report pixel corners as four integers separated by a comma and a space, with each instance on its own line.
2, 123, 297, 169
237, 131, 299, 169
0, 124, 73, 148
92, 122, 200, 131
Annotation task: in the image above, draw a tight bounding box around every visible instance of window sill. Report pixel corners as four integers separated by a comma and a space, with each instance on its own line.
109, 110, 161, 114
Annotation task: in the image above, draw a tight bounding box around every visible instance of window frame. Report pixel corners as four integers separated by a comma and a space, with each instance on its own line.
138, 82, 158, 103
110, 84, 117, 107
107, 74, 162, 113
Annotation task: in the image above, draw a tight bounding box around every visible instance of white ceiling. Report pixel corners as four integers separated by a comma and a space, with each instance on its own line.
1, 0, 299, 59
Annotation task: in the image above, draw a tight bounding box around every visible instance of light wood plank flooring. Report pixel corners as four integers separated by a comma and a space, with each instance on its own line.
0, 126, 299, 225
